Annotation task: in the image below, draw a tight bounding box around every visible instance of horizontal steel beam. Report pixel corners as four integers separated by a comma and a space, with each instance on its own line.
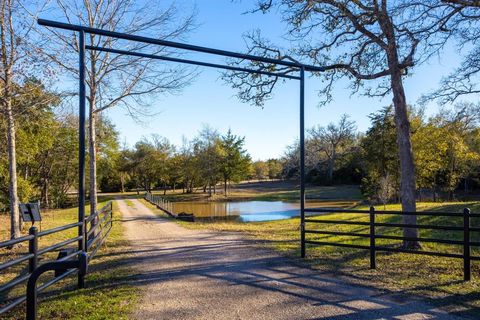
37, 18, 326, 72
86, 45, 301, 80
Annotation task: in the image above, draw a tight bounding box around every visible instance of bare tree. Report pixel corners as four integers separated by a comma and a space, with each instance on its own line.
443, 1, 480, 7
378, 173, 396, 210
0, 0, 52, 240
425, 1, 480, 104
225, 0, 461, 248
309, 114, 356, 184
42, 0, 196, 215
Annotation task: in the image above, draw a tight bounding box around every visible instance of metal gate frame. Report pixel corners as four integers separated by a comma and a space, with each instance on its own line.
37, 20, 325, 282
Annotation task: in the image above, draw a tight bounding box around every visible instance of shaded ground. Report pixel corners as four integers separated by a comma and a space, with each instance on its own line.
118, 199, 468, 320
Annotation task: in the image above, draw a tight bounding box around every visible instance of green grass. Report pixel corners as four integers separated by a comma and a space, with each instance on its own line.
254, 185, 362, 201
162, 201, 480, 317
0, 201, 139, 319
147, 182, 362, 203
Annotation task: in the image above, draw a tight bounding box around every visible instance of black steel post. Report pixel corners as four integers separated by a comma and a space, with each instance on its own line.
369, 206, 376, 269
463, 208, 471, 281
28, 227, 38, 273
300, 66, 306, 258
78, 30, 86, 289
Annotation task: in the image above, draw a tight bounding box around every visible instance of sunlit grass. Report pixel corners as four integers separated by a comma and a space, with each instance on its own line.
161, 201, 480, 317
0, 201, 138, 319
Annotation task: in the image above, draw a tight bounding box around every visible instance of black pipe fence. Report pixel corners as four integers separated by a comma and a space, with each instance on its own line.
0, 201, 113, 315
303, 207, 480, 281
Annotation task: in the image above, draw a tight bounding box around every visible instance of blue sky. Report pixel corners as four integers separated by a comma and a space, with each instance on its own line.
59, 1, 470, 160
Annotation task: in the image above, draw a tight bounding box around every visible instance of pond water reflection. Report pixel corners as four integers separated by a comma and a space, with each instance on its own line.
172, 200, 354, 222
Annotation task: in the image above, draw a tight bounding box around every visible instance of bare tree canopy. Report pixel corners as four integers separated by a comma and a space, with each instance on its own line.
442, 0, 480, 7
43, 0, 197, 118
426, 1, 480, 103
225, 1, 460, 104
41, 0, 197, 215
309, 114, 356, 183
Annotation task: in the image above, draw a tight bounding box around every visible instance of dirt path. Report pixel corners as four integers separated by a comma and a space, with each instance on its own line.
117, 199, 466, 320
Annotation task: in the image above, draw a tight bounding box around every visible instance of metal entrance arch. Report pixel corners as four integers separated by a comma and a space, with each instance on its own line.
38, 19, 326, 286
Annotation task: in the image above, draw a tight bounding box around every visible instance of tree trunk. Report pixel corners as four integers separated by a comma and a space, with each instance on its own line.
88, 105, 99, 241
42, 178, 50, 209
89, 107, 98, 216
88, 48, 99, 238
120, 175, 125, 193
390, 69, 419, 249
6, 98, 21, 239
224, 178, 228, 196
327, 155, 335, 185
378, 5, 419, 249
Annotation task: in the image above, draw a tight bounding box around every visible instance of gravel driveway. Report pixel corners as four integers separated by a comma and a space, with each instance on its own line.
117, 199, 466, 320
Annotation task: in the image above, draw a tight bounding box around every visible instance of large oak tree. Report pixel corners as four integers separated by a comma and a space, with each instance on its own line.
226, 0, 460, 248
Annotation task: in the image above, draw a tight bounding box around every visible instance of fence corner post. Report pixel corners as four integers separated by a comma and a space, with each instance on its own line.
463, 207, 471, 281
28, 227, 38, 273
369, 206, 376, 270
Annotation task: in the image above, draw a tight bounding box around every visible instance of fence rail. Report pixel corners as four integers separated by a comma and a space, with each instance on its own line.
302, 207, 479, 281
145, 192, 174, 217
0, 201, 113, 315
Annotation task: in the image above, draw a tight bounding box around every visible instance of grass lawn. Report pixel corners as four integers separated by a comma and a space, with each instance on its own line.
142, 199, 480, 318
0, 200, 139, 320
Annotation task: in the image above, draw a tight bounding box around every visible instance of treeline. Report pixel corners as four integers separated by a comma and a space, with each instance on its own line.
3, 83, 479, 210
98, 126, 262, 196
281, 103, 480, 203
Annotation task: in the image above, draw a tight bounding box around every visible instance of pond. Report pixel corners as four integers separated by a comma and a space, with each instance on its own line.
172, 200, 354, 222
